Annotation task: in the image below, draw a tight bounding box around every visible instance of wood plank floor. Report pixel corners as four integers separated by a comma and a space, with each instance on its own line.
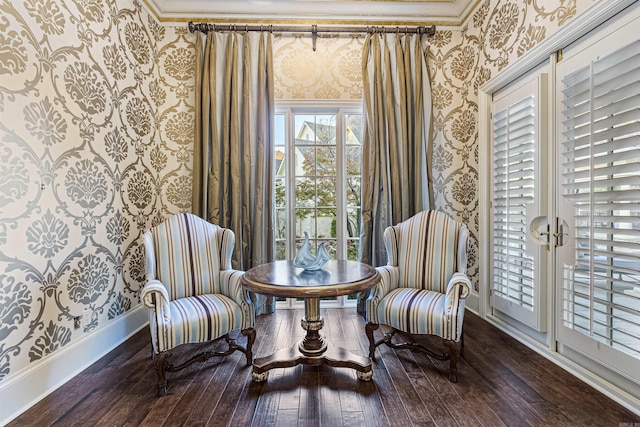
9, 309, 640, 426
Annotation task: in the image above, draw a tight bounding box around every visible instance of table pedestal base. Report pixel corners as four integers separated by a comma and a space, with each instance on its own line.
251, 298, 373, 382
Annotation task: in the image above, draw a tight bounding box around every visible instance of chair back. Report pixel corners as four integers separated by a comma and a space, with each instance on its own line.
146, 213, 233, 299
386, 210, 464, 293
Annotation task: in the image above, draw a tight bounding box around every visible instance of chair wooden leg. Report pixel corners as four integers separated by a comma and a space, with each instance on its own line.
445, 340, 461, 383
242, 327, 256, 365
153, 351, 170, 396
365, 322, 379, 359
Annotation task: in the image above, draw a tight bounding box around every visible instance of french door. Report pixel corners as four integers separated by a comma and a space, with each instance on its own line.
490, 8, 640, 385
555, 23, 640, 382
490, 73, 548, 332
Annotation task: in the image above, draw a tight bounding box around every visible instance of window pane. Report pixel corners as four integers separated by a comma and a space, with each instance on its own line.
316, 178, 336, 207
275, 177, 286, 208
347, 207, 361, 238
316, 208, 336, 238
295, 208, 315, 239
322, 239, 337, 258
297, 146, 316, 176
346, 177, 361, 206
347, 238, 360, 261
316, 115, 336, 144
275, 114, 285, 143
275, 240, 286, 261
317, 146, 337, 175
346, 113, 363, 142
275, 208, 287, 239
346, 146, 361, 175
295, 179, 315, 207
295, 114, 316, 143
275, 149, 286, 177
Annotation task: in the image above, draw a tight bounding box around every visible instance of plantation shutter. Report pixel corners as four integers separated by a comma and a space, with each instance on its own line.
557, 38, 640, 368
491, 76, 547, 331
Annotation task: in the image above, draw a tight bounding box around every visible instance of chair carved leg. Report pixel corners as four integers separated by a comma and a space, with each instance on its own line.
445, 340, 461, 383
242, 327, 256, 365
365, 322, 379, 359
153, 351, 170, 396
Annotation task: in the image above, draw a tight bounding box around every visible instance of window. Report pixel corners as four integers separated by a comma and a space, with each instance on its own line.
274, 103, 363, 307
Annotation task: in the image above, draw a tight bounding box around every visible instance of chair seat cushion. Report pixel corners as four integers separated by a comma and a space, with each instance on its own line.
376, 288, 446, 336
167, 294, 244, 348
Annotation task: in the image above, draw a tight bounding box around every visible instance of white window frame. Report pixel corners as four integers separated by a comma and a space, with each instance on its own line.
274, 100, 362, 309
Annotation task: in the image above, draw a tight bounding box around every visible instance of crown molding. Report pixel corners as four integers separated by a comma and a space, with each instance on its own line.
142, 0, 480, 28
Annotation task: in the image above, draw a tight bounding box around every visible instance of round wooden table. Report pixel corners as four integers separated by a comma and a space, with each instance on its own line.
241, 260, 380, 382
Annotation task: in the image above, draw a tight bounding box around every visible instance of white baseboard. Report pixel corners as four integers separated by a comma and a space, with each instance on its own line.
465, 291, 479, 314
0, 305, 148, 426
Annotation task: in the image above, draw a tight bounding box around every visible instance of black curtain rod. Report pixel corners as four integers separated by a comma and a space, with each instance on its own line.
188, 21, 435, 50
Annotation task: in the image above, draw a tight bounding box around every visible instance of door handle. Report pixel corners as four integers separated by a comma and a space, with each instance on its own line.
529, 214, 551, 246
554, 217, 569, 248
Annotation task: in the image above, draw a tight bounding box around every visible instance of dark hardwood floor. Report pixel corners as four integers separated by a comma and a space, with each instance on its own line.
9, 309, 639, 426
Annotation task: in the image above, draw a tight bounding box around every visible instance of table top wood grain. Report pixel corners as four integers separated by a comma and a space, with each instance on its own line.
241, 260, 379, 299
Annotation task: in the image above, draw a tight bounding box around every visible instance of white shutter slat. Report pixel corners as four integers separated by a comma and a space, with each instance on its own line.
562, 120, 640, 148
560, 37, 640, 361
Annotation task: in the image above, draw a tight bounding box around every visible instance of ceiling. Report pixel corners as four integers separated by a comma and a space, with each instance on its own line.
143, 0, 480, 27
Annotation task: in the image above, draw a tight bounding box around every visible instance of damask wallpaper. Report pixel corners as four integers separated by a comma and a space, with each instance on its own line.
0, 0, 595, 393
273, 33, 365, 100
0, 0, 194, 386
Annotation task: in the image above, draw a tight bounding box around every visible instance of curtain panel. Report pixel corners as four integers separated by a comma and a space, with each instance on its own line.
359, 32, 434, 269
193, 30, 275, 314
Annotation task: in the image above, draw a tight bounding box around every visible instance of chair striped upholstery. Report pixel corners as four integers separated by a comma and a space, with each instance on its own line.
374, 288, 465, 340
167, 294, 245, 349
149, 213, 227, 299
377, 288, 444, 334
389, 210, 462, 294
365, 210, 470, 382
141, 213, 253, 353
367, 210, 469, 342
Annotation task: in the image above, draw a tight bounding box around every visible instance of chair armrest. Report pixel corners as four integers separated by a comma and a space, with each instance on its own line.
140, 280, 172, 354
219, 269, 246, 303
373, 265, 400, 296
140, 280, 170, 310
445, 272, 471, 307
366, 265, 400, 323
220, 269, 255, 328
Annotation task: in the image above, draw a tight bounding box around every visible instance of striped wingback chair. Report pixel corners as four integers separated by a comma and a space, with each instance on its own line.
140, 213, 255, 396
365, 210, 471, 382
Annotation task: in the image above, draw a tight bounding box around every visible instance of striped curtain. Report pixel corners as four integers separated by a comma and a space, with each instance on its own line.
359, 32, 434, 269
193, 30, 275, 314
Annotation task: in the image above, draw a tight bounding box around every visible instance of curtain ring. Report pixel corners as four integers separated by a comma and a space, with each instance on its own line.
396, 26, 399, 34
245, 25, 248, 32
